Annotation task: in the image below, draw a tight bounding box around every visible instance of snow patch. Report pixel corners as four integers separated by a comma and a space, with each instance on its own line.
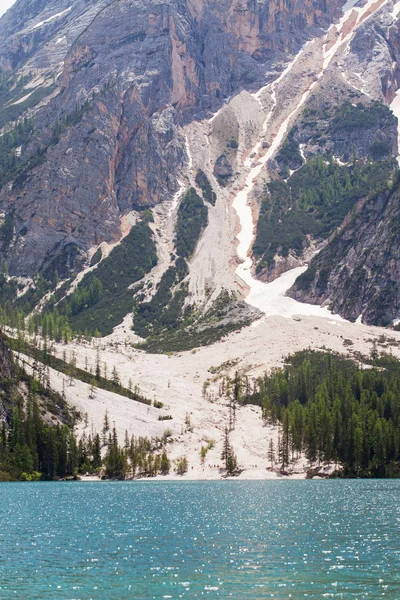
232, 0, 389, 322
185, 135, 193, 171
391, 0, 400, 18
33, 7, 72, 29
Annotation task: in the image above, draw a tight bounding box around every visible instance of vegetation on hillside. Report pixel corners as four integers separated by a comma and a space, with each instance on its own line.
0, 118, 33, 188
134, 259, 189, 339
195, 169, 217, 206
0, 73, 54, 127
0, 97, 92, 197
0, 184, 211, 349
8, 335, 152, 405
33, 220, 157, 338
275, 126, 302, 171
0, 84, 56, 130
234, 350, 400, 477
329, 101, 396, 133
133, 187, 208, 345
175, 187, 208, 259
0, 332, 174, 481
0, 334, 79, 481
253, 156, 397, 272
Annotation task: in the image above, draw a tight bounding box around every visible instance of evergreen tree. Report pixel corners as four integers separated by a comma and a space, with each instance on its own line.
176, 457, 188, 475
112, 366, 120, 388
91, 434, 102, 471
160, 450, 170, 475
268, 438, 275, 468
281, 410, 291, 470
95, 349, 101, 381
221, 426, 238, 475
104, 427, 127, 479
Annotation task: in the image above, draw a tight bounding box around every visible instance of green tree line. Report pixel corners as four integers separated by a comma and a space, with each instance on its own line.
239, 350, 400, 477
0, 334, 173, 481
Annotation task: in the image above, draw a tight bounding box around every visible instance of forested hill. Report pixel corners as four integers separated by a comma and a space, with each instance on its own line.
2, 330, 400, 479
0, 334, 175, 482
240, 351, 400, 478
0, 333, 79, 481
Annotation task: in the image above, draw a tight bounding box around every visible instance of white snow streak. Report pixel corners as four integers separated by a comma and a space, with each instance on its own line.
391, 0, 400, 18
231, 0, 388, 320
33, 7, 71, 29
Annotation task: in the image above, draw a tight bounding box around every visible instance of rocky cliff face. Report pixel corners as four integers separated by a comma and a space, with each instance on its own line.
3, 0, 400, 336
284, 2, 400, 326
289, 180, 400, 326
0, 0, 344, 277
0, 0, 111, 72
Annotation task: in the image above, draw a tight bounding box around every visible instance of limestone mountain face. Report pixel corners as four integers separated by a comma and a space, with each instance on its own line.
0, 0, 112, 73
289, 182, 400, 326
2, 0, 400, 339
283, 3, 400, 326
0, 0, 343, 277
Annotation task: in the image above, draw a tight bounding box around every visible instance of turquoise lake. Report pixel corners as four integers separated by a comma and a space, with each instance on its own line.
0, 480, 399, 599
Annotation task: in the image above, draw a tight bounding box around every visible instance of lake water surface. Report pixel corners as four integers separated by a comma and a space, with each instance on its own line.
0, 480, 399, 599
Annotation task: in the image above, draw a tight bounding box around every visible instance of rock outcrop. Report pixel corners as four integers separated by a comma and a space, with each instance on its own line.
0, 0, 344, 276
277, 2, 400, 326
289, 181, 400, 326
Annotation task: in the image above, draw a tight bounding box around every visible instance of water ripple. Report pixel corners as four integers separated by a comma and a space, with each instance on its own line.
0, 480, 399, 598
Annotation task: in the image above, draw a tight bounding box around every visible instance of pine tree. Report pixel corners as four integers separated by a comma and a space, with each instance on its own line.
104, 426, 127, 479
112, 366, 120, 388
95, 349, 101, 381
102, 410, 110, 445
373, 420, 386, 476
353, 426, 363, 472
160, 450, 170, 475
280, 410, 290, 471
91, 434, 102, 470
176, 457, 188, 475
268, 438, 275, 469
221, 426, 238, 475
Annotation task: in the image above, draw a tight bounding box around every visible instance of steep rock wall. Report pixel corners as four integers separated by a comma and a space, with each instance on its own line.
289, 182, 400, 326
0, 0, 344, 276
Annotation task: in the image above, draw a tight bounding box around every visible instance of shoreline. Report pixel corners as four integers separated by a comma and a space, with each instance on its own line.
76, 466, 339, 482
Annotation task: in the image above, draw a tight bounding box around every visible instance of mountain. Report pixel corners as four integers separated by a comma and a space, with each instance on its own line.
0, 0, 400, 347
0, 0, 341, 276
2, 0, 400, 482
286, 0, 400, 326
289, 179, 400, 326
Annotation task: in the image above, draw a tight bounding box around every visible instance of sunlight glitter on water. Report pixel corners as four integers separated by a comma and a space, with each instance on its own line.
0, 480, 399, 599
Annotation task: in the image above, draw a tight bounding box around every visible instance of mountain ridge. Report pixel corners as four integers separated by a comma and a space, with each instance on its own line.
0, 0, 400, 343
